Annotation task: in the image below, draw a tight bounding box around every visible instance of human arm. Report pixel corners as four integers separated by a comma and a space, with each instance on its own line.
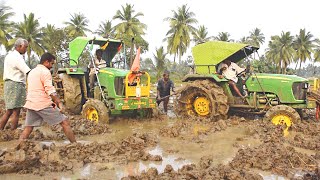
42, 70, 64, 112
15, 57, 31, 74
157, 80, 162, 100
218, 67, 227, 79
231, 62, 245, 74
170, 80, 175, 93
50, 92, 65, 112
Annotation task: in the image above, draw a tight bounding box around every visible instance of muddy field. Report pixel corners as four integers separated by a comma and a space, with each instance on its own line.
0, 82, 320, 180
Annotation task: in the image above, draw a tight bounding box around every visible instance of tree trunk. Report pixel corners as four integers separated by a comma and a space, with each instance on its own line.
294, 60, 299, 70
313, 60, 316, 76
277, 61, 281, 74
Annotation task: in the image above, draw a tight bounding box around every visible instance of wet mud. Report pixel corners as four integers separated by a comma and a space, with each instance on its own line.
0, 83, 320, 179
0, 133, 159, 175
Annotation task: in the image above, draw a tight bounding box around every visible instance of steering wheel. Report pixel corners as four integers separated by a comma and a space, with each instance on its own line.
69, 59, 78, 66
236, 70, 246, 77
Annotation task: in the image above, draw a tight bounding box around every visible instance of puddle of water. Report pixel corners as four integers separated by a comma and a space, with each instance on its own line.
159, 126, 261, 165
115, 145, 191, 179
81, 164, 91, 177
262, 174, 286, 180
81, 119, 170, 143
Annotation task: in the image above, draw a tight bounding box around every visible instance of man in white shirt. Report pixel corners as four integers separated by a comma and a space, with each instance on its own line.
0, 38, 30, 130
218, 59, 246, 98
88, 49, 106, 97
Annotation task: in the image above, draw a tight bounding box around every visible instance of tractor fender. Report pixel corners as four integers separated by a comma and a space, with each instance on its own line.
57, 68, 85, 75
182, 74, 228, 83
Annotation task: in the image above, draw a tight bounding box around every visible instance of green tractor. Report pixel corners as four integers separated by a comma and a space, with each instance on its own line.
175, 41, 318, 132
53, 37, 156, 123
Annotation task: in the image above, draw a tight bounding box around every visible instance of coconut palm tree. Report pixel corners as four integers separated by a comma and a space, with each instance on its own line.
238, 36, 249, 44
113, 4, 146, 41
266, 32, 295, 74
266, 37, 282, 73
293, 29, 315, 71
64, 13, 91, 38
41, 24, 68, 59
95, 20, 114, 38
0, 3, 14, 50
153, 46, 169, 79
312, 39, 320, 75
164, 4, 198, 63
12, 13, 44, 67
113, 3, 147, 66
192, 25, 212, 45
214, 32, 233, 42
247, 28, 265, 47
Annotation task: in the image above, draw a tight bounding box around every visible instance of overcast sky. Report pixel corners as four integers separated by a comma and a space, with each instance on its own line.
4, 0, 320, 63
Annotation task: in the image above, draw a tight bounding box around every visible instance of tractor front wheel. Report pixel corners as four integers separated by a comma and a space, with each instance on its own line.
265, 105, 301, 135
82, 99, 109, 123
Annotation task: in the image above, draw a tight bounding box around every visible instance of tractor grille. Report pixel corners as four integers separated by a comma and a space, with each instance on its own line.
292, 82, 308, 100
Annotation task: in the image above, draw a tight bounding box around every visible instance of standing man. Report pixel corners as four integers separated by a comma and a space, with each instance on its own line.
157, 70, 175, 114
19, 52, 76, 143
88, 49, 106, 97
0, 38, 30, 130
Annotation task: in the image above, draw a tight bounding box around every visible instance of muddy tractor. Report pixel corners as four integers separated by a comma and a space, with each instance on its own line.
53, 37, 156, 123
175, 41, 319, 130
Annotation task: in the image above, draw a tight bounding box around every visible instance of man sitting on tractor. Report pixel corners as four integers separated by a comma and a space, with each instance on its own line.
218, 59, 246, 98
88, 49, 106, 97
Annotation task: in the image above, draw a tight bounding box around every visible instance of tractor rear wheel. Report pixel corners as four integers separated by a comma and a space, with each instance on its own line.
265, 105, 301, 135
82, 99, 109, 123
174, 80, 229, 120
57, 74, 82, 114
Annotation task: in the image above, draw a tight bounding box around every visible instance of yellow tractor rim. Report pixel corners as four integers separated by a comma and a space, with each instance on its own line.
193, 97, 210, 116
271, 114, 292, 136
86, 108, 99, 123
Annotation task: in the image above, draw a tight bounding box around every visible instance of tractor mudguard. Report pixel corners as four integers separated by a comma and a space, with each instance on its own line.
211, 74, 229, 82
182, 74, 228, 83
65, 68, 85, 75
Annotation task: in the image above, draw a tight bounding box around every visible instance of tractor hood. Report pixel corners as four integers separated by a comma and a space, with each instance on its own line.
192, 41, 259, 66
253, 73, 307, 82
69, 36, 122, 66
99, 67, 130, 77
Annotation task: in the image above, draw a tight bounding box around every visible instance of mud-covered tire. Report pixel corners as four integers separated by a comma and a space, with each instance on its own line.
82, 99, 109, 124
174, 80, 229, 120
265, 105, 301, 125
60, 74, 82, 114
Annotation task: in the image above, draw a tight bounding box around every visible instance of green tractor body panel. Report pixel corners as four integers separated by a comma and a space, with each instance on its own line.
97, 68, 129, 98
192, 41, 258, 74
246, 73, 308, 103
69, 36, 122, 66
